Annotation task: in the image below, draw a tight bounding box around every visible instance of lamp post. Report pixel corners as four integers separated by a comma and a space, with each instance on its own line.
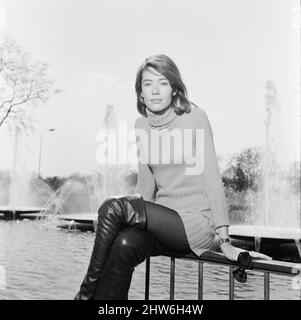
38, 128, 55, 179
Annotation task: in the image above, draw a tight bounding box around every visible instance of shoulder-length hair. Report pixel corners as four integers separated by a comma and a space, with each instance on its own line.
135, 54, 192, 117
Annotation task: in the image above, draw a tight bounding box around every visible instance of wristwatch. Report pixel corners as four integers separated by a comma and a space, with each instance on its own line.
219, 237, 231, 246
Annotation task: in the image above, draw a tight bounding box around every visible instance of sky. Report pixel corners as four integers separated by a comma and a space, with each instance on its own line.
0, 0, 300, 177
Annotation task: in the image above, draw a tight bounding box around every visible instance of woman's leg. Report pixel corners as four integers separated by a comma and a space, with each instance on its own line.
144, 200, 191, 253
75, 194, 192, 300
74, 194, 148, 300
94, 227, 155, 300
93, 200, 192, 300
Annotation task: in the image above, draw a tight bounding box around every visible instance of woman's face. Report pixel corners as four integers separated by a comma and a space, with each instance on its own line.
141, 67, 174, 113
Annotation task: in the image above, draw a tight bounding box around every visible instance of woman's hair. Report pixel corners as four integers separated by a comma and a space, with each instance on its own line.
135, 54, 192, 117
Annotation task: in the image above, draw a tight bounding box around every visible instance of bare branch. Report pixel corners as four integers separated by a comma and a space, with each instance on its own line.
0, 94, 41, 127
0, 94, 15, 110
0, 36, 60, 129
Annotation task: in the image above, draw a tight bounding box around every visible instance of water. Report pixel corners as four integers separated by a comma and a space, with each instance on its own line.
0, 218, 299, 300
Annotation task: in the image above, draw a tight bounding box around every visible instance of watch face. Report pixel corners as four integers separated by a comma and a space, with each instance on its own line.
219, 238, 230, 245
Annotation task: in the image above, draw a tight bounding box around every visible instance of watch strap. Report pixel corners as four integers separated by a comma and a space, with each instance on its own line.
219, 237, 231, 246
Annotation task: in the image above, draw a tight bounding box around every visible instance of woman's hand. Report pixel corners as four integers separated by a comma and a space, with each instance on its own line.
220, 242, 272, 262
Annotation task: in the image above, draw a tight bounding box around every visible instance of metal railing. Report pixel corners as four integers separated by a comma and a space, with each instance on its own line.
144, 251, 301, 300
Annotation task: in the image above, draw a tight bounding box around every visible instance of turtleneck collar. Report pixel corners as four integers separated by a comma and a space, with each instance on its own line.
145, 106, 178, 130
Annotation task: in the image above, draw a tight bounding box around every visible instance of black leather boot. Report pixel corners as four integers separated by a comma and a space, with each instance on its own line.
94, 227, 155, 300
74, 194, 147, 300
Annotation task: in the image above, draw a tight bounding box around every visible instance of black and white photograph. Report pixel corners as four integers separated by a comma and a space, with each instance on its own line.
0, 0, 300, 308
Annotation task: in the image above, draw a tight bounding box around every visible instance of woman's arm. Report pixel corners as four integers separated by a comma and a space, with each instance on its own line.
216, 225, 241, 260
194, 109, 271, 261
195, 108, 229, 228
217, 225, 272, 261
135, 162, 156, 202
134, 117, 156, 202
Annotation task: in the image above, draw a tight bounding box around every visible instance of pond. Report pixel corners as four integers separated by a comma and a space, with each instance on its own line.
0, 218, 299, 300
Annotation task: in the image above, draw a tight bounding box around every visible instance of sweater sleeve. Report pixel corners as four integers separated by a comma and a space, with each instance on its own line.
134, 117, 156, 202
135, 162, 157, 202
195, 109, 230, 227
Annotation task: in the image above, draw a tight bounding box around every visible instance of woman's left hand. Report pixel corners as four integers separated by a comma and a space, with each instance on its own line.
220, 242, 272, 262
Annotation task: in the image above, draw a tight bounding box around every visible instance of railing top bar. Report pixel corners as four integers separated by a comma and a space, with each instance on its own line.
161, 251, 300, 276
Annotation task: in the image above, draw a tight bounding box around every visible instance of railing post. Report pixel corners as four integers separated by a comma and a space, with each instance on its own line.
255, 236, 261, 252
229, 266, 235, 300
145, 257, 150, 300
198, 262, 204, 300
143, 252, 299, 300
264, 272, 270, 300
170, 257, 175, 300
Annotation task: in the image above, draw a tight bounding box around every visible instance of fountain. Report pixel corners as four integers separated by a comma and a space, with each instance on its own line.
0, 127, 55, 220
0, 172, 52, 220
56, 105, 138, 231
229, 81, 300, 262
55, 166, 135, 231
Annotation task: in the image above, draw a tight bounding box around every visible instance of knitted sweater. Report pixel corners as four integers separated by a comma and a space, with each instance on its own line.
134, 104, 229, 254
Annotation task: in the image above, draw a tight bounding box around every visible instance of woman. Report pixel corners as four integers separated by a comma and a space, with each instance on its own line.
75, 54, 271, 300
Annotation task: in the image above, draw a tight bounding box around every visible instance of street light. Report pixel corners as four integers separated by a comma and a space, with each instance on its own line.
38, 128, 55, 179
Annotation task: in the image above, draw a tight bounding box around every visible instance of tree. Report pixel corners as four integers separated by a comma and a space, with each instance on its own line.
0, 36, 60, 130
222, 147, 263, 193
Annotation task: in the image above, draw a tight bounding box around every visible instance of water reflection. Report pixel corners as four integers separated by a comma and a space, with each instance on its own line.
0, 218, 298, 300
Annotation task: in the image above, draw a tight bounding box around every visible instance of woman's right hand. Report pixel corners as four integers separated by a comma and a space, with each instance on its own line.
220, 242, 272, 262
